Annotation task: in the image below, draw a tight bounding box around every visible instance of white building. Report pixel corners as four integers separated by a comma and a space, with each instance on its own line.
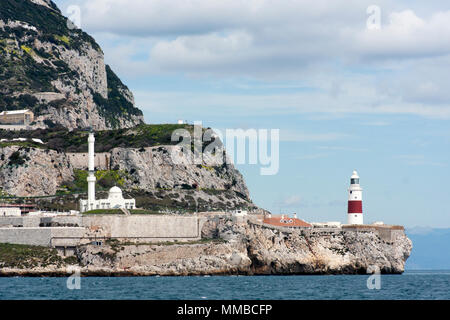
311, 222, 342, 228
79, 186, 136, 212
79, 132, 135, 213
0, 207, 21, 217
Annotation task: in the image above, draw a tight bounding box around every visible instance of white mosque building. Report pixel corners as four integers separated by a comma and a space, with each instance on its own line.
79, 132, 135, 213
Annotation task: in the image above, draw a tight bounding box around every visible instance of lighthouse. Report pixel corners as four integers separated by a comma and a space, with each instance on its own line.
347, 170, 363, 225
87, 131, 96, 210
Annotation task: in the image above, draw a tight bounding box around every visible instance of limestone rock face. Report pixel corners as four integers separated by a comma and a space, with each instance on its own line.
109, 146, 250, 198
0, 217, 412, 276
0, 0, 144, 130
0, 145, 253, 211
29, 0, 53, 9
73, 218, 412, 276
0, 146, 73, 197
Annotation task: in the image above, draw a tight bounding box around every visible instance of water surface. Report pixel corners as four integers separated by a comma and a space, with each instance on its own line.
0, 270, 449, 300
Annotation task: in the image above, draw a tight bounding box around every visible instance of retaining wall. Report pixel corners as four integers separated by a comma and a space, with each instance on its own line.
0, 227, 84, 247
81, 215, 203, 242
67, 152, 111, 170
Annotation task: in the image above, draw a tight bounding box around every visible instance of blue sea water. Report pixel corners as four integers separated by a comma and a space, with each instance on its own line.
0, 270, 449, 300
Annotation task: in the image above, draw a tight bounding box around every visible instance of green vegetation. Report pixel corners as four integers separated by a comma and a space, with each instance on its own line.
7, 151, 29, 166
0, 141, 44, 150
0, 243, 63, 269
63, 255, 80, 265
54, 35, 70, 45
0, 0, 142, 127
0, 123, 203, 152
94, 65, 143, 128
65, 169, 128, 193
130, 189, 252, 213
20, 44, 32, 55
0, 0, 100, 51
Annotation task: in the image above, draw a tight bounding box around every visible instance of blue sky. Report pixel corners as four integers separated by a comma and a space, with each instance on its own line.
53, 0, 450, 227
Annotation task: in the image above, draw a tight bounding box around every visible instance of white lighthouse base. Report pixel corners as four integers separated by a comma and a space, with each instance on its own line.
347, 213, 363, 225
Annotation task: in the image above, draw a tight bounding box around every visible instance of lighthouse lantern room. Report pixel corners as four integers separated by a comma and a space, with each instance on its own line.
347, 170, 363, 225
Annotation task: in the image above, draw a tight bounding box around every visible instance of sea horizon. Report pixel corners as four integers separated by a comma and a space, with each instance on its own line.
1, 270, 449, 300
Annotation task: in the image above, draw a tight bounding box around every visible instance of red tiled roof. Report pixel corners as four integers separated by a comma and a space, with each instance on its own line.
263, 216, 312, 228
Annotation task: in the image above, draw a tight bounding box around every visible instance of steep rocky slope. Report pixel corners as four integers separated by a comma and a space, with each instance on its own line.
0, 218, 412, 276
0, 145, 73, 196
0, 124, 255, 211
73, 219, 411, 275
0, 0, 143, 129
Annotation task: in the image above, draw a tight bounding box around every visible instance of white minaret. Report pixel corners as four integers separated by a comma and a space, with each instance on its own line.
347, 170, 363, 225
87, 131, 96, 210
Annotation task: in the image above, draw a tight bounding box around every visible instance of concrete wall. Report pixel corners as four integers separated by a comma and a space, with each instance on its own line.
342, 225, 405, 243
0, 125, 30, 130
0, 215, 203, 246
0, 217, 23, 227
82, 215, 202, 242
0, 216, 43, 227
40, 216, 82, 227
0, 227, 84, 247
67, 152, 110, 170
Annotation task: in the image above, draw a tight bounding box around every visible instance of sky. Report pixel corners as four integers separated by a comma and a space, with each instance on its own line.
52, 0, 450, 228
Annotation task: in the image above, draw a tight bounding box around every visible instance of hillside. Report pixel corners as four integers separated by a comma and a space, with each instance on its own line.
0, 1, 258, 213
0, 0, 144, 130
0, 124, 255, 213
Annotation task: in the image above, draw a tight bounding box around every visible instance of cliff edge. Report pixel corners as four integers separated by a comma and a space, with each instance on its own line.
0, 218, 412, 276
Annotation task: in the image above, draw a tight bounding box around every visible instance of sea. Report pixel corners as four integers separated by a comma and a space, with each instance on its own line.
0, 270, 449, 300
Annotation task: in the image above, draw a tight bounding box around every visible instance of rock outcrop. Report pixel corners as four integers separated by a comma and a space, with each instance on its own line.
0, 146, 73, 196
0, 144, 254, 211
0, 218, 412, 276
108, 146, 249, 199
75, 219, 411, 275
0, 0, 144, 130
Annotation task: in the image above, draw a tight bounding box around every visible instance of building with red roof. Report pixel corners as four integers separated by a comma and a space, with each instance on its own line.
263, 215, 312, 228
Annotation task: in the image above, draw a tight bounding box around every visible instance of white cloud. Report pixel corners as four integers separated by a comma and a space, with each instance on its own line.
350, 10, 450, 60
54, 0, 450, 117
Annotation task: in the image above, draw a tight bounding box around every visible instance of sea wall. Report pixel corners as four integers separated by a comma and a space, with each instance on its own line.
0, 215, 204, 247
0, 216, 43, 228
81, 215, 204, 242
72, 217, 412, 276
0, 227, 84, 247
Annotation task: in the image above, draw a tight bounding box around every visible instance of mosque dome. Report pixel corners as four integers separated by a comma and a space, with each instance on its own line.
108, 186, 123, 199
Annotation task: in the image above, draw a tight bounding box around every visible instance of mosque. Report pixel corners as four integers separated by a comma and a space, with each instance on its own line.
79, 132, 135, 213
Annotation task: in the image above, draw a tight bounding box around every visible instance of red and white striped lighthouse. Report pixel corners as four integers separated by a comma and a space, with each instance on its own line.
347, 170, 363, 225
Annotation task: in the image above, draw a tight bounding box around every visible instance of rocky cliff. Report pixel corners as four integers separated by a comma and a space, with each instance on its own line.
0, 0, 144, 129
0, 125, 255, 212
0, 218, 412, 276
74, 219, 411, 275
0, 145, 73, 197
